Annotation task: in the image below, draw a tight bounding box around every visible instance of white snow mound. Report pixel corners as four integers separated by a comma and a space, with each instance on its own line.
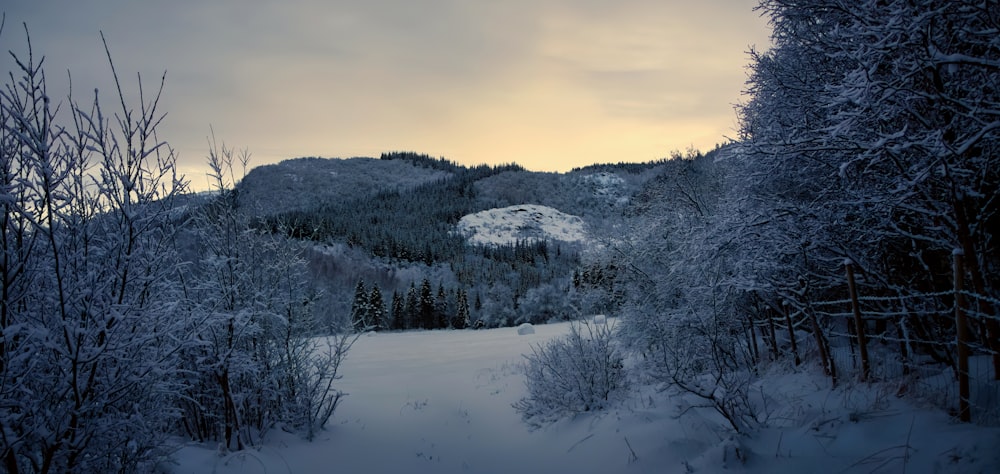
456, 204, 587, 246
516, 323, 535, 335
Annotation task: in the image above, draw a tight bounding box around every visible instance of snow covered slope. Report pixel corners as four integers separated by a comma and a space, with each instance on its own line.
456, 204, 588, 246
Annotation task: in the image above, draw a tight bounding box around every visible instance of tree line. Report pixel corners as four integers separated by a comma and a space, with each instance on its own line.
350, 278, 472, 331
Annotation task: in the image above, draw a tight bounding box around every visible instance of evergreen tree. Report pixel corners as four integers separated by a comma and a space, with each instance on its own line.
368, 286, 387, 330
452, 289, 470, 330
390, 290, 405, 330
405, 283, 420, 330
419, 278, 435, 329
435, 284, 450, 328
350, 279, 368, 330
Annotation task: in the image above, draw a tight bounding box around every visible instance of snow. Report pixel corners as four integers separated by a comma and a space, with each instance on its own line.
581, 171, 625, 189
516, 323, 535, 335
169, 322, 1000, 474
456, 204, 588, 246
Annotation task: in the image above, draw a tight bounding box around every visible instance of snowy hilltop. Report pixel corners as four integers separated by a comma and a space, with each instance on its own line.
455, 204, 588, 246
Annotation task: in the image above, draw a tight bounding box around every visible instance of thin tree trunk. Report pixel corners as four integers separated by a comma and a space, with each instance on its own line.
807, 304, 833, 382
897, 317, 911, 377
783, 301, 800, 365
951, 192, 1000, 379
748, 315, 760, 365
954, 250, 971, 423
801, 278, 836, 386
766, 309, 779, 361
845, 260, 871, 382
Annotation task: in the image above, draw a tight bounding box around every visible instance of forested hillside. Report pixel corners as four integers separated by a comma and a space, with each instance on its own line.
231, 151, 666, 330
236, 155, 451, 215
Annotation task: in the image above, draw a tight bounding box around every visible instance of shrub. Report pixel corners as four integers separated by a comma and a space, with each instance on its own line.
514, 322, 628, 425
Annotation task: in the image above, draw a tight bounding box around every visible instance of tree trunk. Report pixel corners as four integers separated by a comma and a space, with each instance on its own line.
766, 309, 779, 361
951, 191, 1000, 379
954, 250, 971, 422
783, 301, 800, 365
845, 260, 871, 382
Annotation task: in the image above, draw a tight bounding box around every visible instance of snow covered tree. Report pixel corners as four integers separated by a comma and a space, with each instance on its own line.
516, 282, 570, 324
177, 137, 355, 450
435, 284, 449, 328
351, 279, 369, 330
477, 283, 517, 328
616, 149, 766, 433
741, 0, 1000, 377
419, 278, 435, 329
405, 283, 419, 330
369, 285, 387, 331
822, 0, 1000, 371
452, 289, 470, 329
390, 290, 405, 330
0, 29, 188, 472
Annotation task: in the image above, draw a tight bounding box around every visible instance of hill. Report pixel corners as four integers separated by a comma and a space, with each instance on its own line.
229, 151, 666, 329
456, 204, 588, 247
237, 156, 451, 215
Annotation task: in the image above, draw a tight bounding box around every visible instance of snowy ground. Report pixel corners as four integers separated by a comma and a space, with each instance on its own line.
168, 321, 1000, 473
455, 204, 588, 246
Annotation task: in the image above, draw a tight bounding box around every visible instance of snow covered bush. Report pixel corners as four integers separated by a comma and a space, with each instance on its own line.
298, 333, 358, 441
634, 305, 761, 434
514, 322, 628, 425
615, 150, 769, 434
176, 138, 357, 450
0, 30, 188, 472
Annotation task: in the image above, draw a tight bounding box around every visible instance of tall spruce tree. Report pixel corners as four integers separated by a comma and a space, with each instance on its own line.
435, 284, 450, 328
350, 279, 368, 330
419, 278, 435, 329
390, 290, 405, 330
453, 289, 471, 329
369, 286, 387, 330
405, 283, 420, 330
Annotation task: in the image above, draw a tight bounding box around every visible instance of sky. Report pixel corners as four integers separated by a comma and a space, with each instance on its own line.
2, 1, 771, 189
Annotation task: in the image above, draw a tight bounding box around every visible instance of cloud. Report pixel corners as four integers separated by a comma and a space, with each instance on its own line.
2, 0, 770, 181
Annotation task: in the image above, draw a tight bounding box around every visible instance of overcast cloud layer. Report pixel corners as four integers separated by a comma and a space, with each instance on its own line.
2, 1, 770, 187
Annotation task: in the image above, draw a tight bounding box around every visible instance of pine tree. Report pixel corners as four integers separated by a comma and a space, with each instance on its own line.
435, 284, 450, 328
452, 289, 470, 329
368, 286, 386, 331
390, 290, 405, 330
405, 283, 419, 330
350, 279, 368, 330
419, 278, 435, 329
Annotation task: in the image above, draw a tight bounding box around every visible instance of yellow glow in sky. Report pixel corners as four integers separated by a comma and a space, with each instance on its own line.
3, 1, 771, 188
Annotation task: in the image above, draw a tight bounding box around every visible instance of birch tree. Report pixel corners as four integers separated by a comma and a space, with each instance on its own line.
177, 138, 356, 451
0, 27, 188, 472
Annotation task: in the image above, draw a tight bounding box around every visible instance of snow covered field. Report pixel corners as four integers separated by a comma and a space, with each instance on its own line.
170, 322, 1000, 473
